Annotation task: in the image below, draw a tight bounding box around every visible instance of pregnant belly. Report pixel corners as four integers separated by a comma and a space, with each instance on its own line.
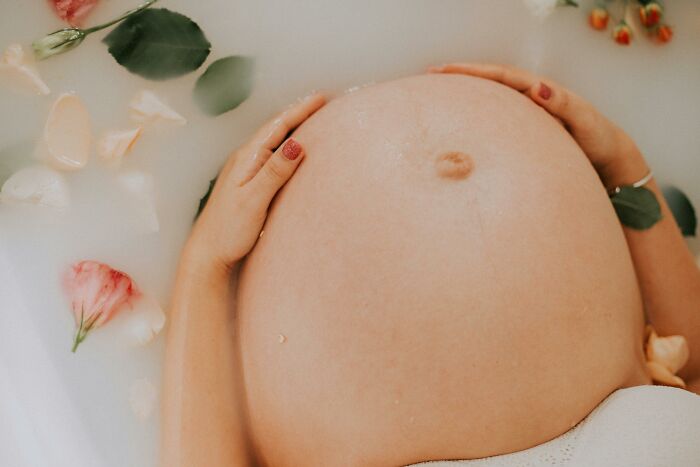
236, 74, 649, 466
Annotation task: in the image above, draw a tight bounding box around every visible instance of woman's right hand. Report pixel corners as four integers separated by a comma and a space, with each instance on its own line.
185, 93, 326, 273
429, 63, 650, 190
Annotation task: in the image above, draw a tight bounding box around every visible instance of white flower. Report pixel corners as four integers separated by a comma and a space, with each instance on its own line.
129, 378, 157, 421
117, 170, 160, 233
97, 128, 142, 168
0, 44, 50, 95
129, 90, 186, 126
0, 165, 70, 209
122, 295, 166, 346
40, 93, 92, 171
523, 0, 559, 18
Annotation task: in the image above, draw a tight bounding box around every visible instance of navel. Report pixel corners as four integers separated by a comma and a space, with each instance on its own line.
435, 151, 474, 180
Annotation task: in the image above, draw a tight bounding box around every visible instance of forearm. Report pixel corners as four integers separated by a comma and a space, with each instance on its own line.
609, 146, 700, 389
160, 252, 252, 466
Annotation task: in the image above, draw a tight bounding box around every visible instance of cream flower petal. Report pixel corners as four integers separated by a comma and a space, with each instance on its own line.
129, 378, 157, 421
97, 128, 142, 168
646, 327, 690, 375
0, 44, 50, 95
129, 90, 186, 126
42, 93, 91, 171
0, 165, 69, 209
646, 361, 686, 388
117, 170, 159, 233
122, 295, 166, 346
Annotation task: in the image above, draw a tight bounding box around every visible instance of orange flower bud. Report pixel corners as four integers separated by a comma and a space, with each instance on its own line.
656, 24, 673, 44
639, 2, 663, 28
612, 21, 632, 45
588, 7, 609, 30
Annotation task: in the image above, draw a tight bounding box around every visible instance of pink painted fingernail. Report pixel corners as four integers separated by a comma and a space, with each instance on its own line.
538, 82, 552, 100
282, 139, 302, 160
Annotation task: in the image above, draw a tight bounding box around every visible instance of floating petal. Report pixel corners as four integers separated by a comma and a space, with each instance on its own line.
0, 44, 50, 95
129, 90, 186, 125
50, 0, 99, 26
0, 165, 69, 208
646, 327, 689, 375
43, 93, 91, 171
97, 127, 142, 167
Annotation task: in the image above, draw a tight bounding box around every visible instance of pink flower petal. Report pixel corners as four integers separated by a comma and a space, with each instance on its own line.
50, 0, 98, 26
64, 260, 140, 351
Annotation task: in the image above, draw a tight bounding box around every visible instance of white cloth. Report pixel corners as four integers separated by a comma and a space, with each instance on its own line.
412, 386, 700, 467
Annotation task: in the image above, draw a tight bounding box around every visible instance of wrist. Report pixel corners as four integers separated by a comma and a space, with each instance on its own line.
180, 239, 232, 284
598, 136, 650, 190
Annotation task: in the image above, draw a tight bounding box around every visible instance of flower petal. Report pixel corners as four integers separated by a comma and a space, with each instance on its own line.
50, 0, 98, 26
117, 170, 159, 233
122, 295, 166, 346
43, 93, 91, 171
646, 328, 690, 375
646, 361, 686, 388
97, 127, 142, 167
129, 90, 186, 126
129, 378, 157, 421
0, 44, 50, 95
0, 165, 69, 209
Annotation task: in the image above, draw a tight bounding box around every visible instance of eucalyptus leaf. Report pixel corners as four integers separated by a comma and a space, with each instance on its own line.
193, 56, 255, 116
662, 185, 697, 237
195, 177, 217, 219
611, 186, 662, 230
103, 9, 211, 80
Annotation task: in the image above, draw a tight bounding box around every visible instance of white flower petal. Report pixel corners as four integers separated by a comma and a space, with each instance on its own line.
129, 90, 186, 126
0, 165, 70, 209
0, 44, 50, 96
123, 295, 166, 346
97, 128, 142, 168
129, 378, 157, 421
523, 0, 558, 18
117, 170, 160, 233
43, 93, 91, 171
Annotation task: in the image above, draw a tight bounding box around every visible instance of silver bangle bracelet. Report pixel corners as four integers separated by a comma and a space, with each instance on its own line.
608, 170, 653, 196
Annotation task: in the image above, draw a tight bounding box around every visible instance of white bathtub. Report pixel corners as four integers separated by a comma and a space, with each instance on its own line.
1, 1, 699, 466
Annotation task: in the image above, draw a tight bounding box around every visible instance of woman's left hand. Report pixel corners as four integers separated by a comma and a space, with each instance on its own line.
185, 93, 326, 273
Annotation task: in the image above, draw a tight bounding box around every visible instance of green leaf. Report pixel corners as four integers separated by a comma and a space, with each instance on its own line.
195, 177, 217, 220
662, 185, 697, 237
193, 56, 255, 116
611, 186, 662, 230
103, 9, 211, 81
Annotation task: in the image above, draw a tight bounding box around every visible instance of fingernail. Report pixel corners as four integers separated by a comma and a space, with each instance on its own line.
282, 139, 302, 160
538, 82, 552, 100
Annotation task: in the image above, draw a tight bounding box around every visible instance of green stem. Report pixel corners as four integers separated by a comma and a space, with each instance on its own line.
82, 0, 160, 35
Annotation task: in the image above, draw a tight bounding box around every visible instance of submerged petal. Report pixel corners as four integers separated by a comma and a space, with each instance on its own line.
129, 90, 186, 125
122, 295, 166, 346
97, 127, 142, 167
0, 165, 69, 208
117, 170, 159, 233
0, 44, 50, 95
43, 93, 91, 171
129, 378, 157, 420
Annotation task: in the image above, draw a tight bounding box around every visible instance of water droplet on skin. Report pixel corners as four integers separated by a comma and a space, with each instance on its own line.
278, 334, 287, 344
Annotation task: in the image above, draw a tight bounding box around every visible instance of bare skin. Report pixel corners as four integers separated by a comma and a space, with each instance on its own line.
160, 67, 699, 467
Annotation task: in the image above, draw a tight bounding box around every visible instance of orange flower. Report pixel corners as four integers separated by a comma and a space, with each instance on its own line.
656, 24, 673, 44
64, 260, 139, 352
612, 21, 632, 45
588, 7, 609, 30
639, 2, 663, 28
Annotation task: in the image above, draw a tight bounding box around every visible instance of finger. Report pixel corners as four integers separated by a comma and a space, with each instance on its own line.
429, 63, 538, 92
527, 81, 597, 132
245, 138, 305, 206
230, 93, 325, 184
